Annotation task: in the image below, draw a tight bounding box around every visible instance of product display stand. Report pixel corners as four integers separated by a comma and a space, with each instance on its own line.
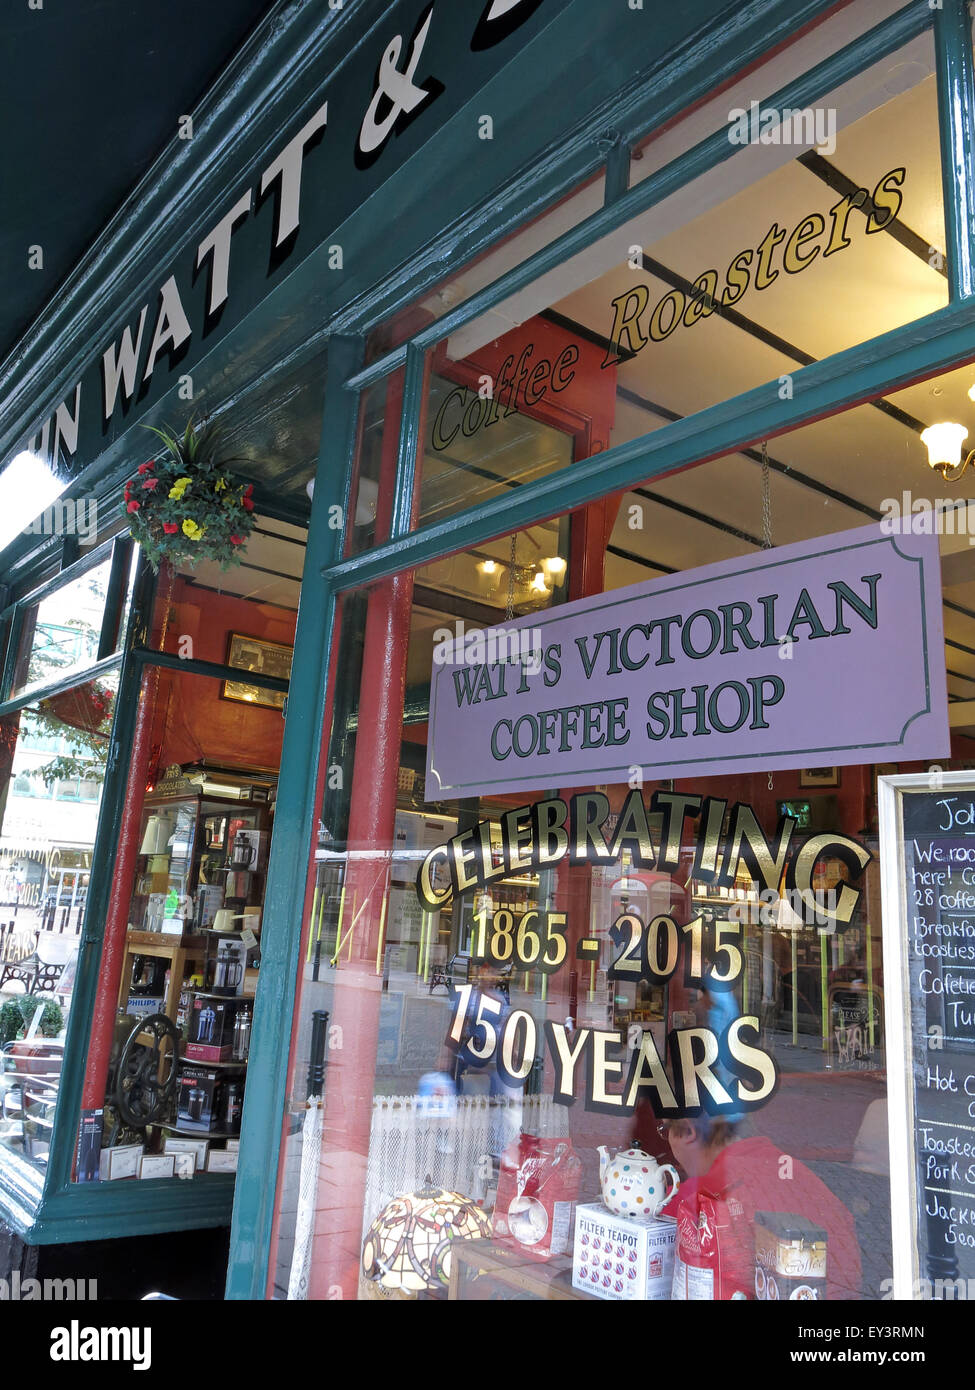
117, 930, 207, 1024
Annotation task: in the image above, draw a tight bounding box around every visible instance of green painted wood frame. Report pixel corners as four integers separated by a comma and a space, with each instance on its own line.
226, 0, 975, 1298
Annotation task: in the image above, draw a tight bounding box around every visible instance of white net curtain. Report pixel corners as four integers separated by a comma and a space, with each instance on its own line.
361, 1094, 568, 1237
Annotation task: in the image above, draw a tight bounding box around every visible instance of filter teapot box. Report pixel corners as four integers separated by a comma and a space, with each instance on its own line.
572, 1203, 676, 1301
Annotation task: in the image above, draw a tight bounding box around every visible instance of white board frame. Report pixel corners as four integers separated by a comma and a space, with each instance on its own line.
878, 768, 975, 1301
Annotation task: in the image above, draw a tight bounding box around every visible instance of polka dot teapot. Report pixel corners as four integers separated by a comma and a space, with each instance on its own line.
597, 1144, 679, 1220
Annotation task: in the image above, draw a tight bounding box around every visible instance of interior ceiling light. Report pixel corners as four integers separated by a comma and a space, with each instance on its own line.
542, 555, 566, 580
920, 421, 971, 482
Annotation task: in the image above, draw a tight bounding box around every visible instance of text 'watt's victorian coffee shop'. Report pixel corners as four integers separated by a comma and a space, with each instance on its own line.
5, 0, 975, 1304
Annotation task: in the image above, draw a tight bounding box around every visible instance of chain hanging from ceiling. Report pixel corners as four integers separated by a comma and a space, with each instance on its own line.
506, 532, 517, 622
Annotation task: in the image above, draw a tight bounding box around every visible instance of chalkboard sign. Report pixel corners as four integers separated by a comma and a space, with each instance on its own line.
880, 773, 975, 1298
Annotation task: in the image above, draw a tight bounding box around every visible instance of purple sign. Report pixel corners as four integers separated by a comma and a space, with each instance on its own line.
425, 521, 948, 800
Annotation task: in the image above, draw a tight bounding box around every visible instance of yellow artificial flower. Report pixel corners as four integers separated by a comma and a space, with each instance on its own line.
214, 477, 228, 493
169, 476, 192, 500
182, 518, 205, 540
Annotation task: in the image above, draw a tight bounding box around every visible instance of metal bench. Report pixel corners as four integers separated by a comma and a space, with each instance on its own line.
0, 930, 75, 1000
428, 952, 512, 999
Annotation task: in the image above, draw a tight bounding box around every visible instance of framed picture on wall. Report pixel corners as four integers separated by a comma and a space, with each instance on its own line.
221, 633, 293, 711
799, 766, 840, 788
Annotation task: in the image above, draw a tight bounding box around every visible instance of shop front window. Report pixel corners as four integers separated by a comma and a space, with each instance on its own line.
264, 245, 975, 1302
8, 556, 114, 699
0, 671, 116, 1169
81, 612, 297, 1181
381, 25, 947, 554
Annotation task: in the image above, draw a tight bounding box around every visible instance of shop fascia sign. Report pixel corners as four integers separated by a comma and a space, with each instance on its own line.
20, 0, 548, 476
426, 520, 950, 799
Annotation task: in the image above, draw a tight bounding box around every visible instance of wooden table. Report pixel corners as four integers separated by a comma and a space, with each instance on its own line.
449, 1237, 594, 1300
118, 930, 207, 1024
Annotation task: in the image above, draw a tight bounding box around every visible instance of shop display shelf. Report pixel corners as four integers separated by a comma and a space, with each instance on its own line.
178, 1056, 248, 1068
157, 1123, 241, 1140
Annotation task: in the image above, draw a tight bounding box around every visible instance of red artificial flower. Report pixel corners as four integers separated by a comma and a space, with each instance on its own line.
230, 534, 244, 546
137, 461, 155, 475
127, 500, 141, 513
124, 483, 132, 499
244, 483, 254, 497
162, 521, 180, 534
141, 477, 159, 491
242, 496, 254, 511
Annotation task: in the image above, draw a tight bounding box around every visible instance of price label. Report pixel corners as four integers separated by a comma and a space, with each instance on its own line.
240, 927, 258, 950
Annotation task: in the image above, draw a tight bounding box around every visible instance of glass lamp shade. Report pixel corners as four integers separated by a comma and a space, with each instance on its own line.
920, 421, 968, 470
361, 1183, 491, 1293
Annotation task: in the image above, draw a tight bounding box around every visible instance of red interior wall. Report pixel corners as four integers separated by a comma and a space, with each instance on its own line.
150, 580, 297, 774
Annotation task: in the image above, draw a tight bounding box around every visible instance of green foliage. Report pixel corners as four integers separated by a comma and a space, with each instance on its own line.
19, 679, 114, 791
0, 997, 65, 1042
18, 996, 64, 1039
0, 1001, 21, 1045
123, 417, 257, 572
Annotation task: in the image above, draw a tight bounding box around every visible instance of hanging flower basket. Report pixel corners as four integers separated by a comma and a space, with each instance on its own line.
123, 419, 256, 571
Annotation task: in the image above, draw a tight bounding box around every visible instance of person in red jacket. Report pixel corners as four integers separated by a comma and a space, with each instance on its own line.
660, 1115, 862, 1300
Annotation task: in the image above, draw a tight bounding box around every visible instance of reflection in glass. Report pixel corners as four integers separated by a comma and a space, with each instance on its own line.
0, 672, 117, 1169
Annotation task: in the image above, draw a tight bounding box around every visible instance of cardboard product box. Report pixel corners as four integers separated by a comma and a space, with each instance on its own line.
164, 1136, 209, 1174
138, 1153, 176, 1180
75, 1108, 103, 1183
206, 1148, 239, 1174
195, 884, 225, 929
176, 1062, 240, 1133
98, 1144, 143, 1181
572, 1204, 677, 1301
185, 996, 240, 1061
126, 994, 165, 1019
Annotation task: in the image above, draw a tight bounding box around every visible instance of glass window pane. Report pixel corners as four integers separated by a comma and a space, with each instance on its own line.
0, 671, 117, 1171
375, 31, 946, 549
267, 341, 975, 1300
9, 558, 113, 698
78, 671, 292, 1179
